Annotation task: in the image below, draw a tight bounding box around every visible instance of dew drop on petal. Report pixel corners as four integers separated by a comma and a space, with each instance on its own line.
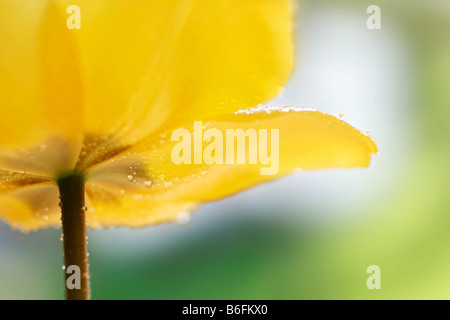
127, 175, 134, 182
176, 212, 191, 226
164, 181, 173, 188
144, 180, 153, 188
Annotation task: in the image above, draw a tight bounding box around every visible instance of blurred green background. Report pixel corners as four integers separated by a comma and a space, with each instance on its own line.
0, 0, 449, 299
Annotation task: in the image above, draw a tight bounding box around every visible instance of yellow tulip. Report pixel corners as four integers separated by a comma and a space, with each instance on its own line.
0, 0, 377, 300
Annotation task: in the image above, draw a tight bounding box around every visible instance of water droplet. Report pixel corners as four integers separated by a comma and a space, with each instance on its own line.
127, 175, 134, 182
134, 194, 143, 200
144, 180, 153, 188
176, 212, 191, 226
164, 181, 173, 187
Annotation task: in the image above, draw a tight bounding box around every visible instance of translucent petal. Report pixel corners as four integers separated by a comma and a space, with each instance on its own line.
0, 182, 60, 232
56, 0, 295, 169
85, 182, 198, 229
85, 109, 377, 227
0, 1, 83, 177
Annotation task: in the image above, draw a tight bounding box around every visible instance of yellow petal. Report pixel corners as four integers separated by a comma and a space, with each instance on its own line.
0, 1, 83, 177
173, 109, 377, 202
0, 182, 60, 232
58, 0, 294, 168
85, 108, 377, 227
0, 170, 51, 194
85, 182, 197, 229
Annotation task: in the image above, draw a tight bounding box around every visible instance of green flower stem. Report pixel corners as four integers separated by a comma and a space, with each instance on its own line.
57, 172, 90, 300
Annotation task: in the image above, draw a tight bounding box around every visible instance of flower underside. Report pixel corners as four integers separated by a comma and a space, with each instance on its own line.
0, 0, 377, 232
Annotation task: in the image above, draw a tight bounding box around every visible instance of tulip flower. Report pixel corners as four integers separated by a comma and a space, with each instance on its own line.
0, 0, 377, 300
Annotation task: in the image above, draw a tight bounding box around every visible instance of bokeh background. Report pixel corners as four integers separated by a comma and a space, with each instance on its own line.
0, 0, 449, 299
